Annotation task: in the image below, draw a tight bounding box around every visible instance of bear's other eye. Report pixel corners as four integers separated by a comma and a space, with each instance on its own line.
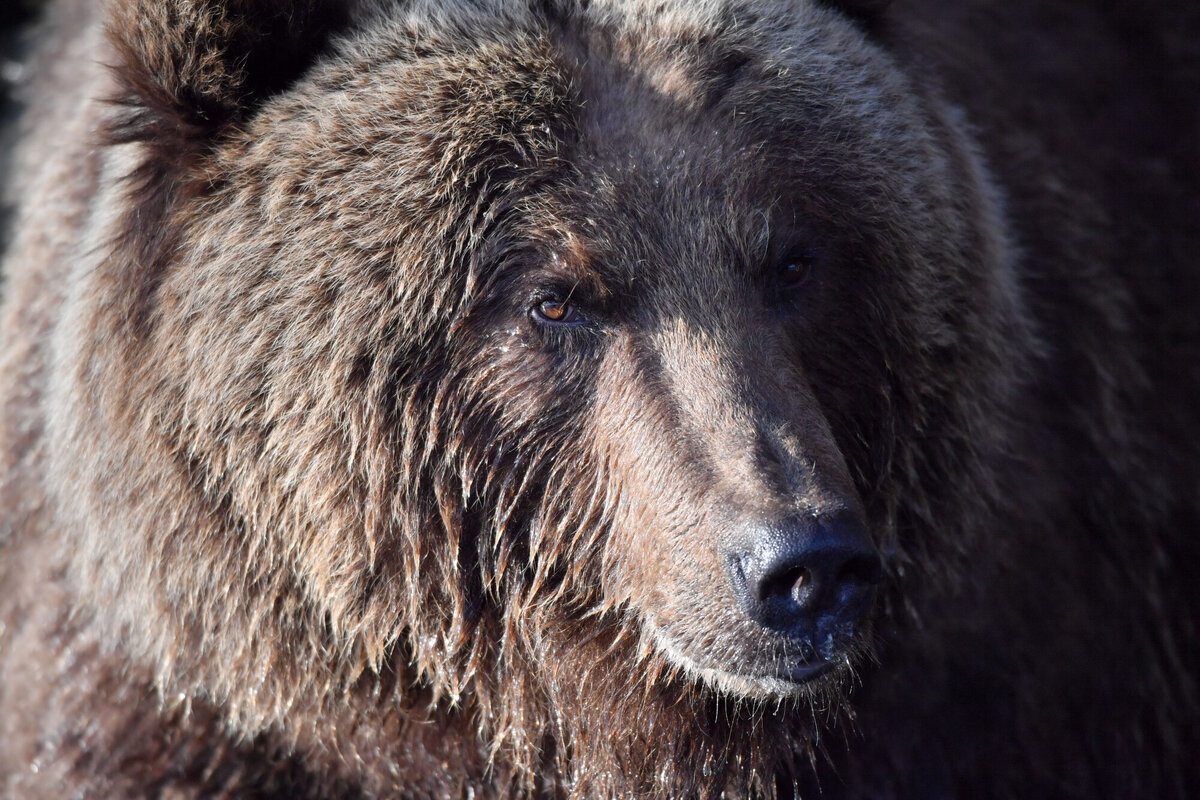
778, 253, 816, 293
531, 298, 586, 327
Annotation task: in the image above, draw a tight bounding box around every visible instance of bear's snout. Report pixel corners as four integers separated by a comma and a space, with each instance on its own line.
729, 514, 880, 655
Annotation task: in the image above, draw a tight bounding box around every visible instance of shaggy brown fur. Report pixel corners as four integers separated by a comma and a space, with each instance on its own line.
1, 0, 1197, 797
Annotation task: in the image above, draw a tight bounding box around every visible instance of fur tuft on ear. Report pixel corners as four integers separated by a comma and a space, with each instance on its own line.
99, 1, 351, 340
106, 0, 351, 141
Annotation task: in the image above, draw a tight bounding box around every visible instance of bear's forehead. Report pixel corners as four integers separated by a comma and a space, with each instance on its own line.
306, 12, 892, 172
214, 0, 927, 293
320, 0, 895, 147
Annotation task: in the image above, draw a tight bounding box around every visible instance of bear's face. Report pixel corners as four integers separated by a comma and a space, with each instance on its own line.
84, 0, 1026, 774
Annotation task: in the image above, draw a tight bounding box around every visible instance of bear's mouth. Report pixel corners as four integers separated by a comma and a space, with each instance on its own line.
776, 658, 837, 684
680, 653, 848, 699
648, 625, 856, 699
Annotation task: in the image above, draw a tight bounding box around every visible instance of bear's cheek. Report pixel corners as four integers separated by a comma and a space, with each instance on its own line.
459, 319, 606, 440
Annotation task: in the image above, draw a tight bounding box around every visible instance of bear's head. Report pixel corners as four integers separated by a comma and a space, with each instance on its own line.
52, 0, 1032, 793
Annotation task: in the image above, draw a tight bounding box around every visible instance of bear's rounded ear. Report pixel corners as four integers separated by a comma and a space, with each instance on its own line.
815, 0, 892, 30
106, 0, 352, 139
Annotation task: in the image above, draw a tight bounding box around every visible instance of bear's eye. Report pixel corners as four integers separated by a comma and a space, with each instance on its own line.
777, 252, 816, 293
531, 298, 586, 327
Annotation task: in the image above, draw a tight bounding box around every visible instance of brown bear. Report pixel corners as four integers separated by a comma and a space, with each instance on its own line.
1, 0, 1197, 797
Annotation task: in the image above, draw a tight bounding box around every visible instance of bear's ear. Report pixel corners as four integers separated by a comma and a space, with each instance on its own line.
815, 0, 892, 30
106, 0, 352, 140
102, 1, 354, 337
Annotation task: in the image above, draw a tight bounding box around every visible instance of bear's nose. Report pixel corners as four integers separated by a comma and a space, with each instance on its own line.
730, 514, 881, 638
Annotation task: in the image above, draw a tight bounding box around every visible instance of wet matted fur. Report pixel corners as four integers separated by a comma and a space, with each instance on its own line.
1, 0, 1198, 798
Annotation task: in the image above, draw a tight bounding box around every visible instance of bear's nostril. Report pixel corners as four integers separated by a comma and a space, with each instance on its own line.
758, 566, 816, 604
789, 567, 813, 605
837, 552, 883, 591
732, 514, 880, 638
759, 564, 815, 608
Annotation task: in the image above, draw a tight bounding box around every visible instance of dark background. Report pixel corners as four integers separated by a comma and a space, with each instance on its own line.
0, 0, 43, 26
0, 0, 42, 104
0, 0, 43, 257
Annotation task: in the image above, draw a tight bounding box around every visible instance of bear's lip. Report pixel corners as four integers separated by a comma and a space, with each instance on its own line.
650, 622, 853, 698
775, 658, 837, 684
715, 656, 846, 699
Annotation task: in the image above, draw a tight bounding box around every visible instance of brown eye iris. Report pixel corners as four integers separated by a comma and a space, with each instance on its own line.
540, 300, 569, 321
